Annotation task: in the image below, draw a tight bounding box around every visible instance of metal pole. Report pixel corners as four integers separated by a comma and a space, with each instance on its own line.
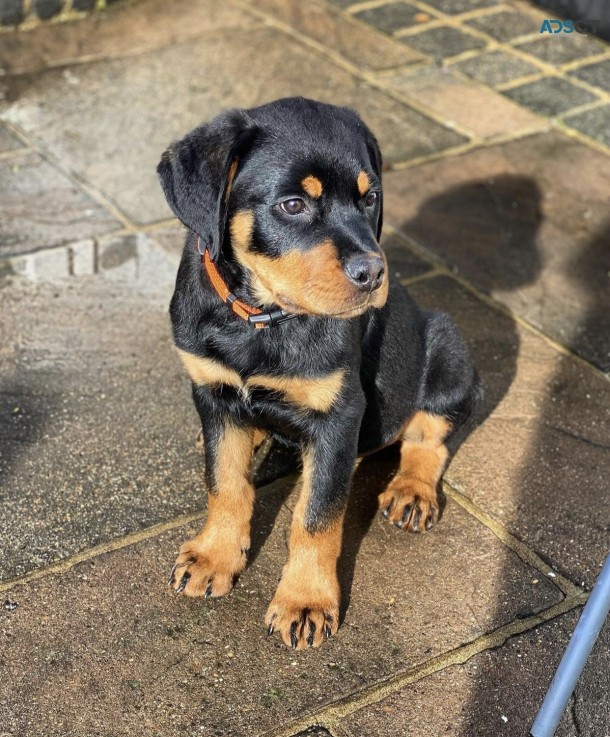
531, 552, 610, 737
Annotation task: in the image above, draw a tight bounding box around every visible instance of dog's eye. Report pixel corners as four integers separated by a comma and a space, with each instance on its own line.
364, 192, 379, 207
280, 198, 307, 215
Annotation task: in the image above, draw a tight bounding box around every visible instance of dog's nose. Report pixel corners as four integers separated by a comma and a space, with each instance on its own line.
345, 254, 385, 292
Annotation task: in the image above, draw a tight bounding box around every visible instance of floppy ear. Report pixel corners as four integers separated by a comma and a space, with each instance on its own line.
157, 109, 257, 260
364, 129, 384, 242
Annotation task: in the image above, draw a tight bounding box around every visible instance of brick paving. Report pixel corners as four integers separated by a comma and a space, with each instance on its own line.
0, 1, 609, 736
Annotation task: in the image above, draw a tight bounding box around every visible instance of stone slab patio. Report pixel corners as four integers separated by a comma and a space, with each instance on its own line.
0, 0, 609, 735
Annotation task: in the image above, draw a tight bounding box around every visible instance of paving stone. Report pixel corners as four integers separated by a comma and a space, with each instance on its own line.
408, 276, 610, 587
0, 153, 120, 257
0, 0, 23, 26
564, 103, 610, 147
382, 131, 610, 374
465, 9, 539, 41
340, 610, 610, 737
0, 122, 24, 152
33, 0, 62, 20
0, 229, 201, 580
0, 465, 561, 734
384, 66, 545, 139
353, 2, 423, 34
502, 76, 598, 116
254, 0, 424, 70
0, 0, 261, 75
515, 34, 607, 66
569, 58, 610, 93
324, 0, 358, 7
399, 25, 486, 59
1, 27, 460, 226
451, 49, 540, 86
415, 0, 499, 13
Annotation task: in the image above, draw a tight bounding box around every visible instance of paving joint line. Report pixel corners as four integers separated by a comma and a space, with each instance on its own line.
0, 226, 156, 264
442, 478, 582, 597
386, 125, 551, 172
263, 592, 589, 737
0, 118, 136, 229
552, 118, 610, 156
0, 474, 298, 594
0, 147, 33, 161
496, 65, 610, 106
561, 51, 610, 72
0, 13, 267, 65
558, 97, 608, 119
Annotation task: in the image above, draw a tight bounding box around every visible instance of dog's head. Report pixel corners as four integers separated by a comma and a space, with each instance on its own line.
158, 97, 387, 318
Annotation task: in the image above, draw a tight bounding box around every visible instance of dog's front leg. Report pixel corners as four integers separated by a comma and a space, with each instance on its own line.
266, 412, 361, 649
169, 415, 255, 598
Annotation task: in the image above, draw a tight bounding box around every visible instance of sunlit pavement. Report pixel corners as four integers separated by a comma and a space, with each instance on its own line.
0, 1, 609, 735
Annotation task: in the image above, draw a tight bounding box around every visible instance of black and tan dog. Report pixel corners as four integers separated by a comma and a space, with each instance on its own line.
158, 97, 478, 649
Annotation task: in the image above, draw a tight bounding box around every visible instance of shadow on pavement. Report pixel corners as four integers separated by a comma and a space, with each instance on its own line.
338, 175, 544, 629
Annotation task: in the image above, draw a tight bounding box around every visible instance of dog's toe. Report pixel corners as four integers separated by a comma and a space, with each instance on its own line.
378, 478, 440, 534
168, 537, 246, 598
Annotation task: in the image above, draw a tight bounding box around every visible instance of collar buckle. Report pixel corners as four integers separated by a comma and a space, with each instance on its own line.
247, 309, 298, 329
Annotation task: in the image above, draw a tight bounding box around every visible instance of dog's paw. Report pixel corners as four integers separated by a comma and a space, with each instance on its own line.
167, 535, 248, 598
378, 474, 439, 533
265, 593, 339, 650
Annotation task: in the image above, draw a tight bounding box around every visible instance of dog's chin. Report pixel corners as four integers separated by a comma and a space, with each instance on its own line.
275, 294, 374, 319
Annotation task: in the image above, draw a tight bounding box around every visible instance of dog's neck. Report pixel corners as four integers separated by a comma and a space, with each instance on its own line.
198, 237, 297, 329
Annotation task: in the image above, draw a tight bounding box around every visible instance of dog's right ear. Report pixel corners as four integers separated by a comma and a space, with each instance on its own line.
157, 109, 257, 260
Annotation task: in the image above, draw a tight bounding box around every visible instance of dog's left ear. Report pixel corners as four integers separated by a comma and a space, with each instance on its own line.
364, 129, 384, 242
157, 109, 257, 260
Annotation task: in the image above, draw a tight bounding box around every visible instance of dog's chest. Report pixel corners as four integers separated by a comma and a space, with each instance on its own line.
176, 348, 344, 413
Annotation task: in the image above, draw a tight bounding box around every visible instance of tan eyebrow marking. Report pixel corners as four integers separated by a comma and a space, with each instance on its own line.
357, 170, 371, 196
301, 175, 323, 199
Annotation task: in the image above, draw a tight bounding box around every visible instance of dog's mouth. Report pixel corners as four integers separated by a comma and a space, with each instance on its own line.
275, 293, 372, 319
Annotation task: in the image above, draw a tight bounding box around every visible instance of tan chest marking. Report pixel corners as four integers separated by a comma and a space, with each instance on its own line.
248, 371, 345, 412
177, 349, 345, 412
176, 349, 242, 389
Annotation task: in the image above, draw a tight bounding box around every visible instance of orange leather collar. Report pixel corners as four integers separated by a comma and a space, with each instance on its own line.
198, 238, 297, 329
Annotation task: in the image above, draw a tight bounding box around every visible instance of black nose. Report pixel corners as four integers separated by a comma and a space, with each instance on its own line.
345, 254, 385, 292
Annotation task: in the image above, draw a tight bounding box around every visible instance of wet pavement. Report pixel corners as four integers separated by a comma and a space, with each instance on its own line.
0, 1, 609, 735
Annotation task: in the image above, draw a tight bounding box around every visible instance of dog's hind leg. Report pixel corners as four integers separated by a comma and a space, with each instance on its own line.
378, 411, 451, 533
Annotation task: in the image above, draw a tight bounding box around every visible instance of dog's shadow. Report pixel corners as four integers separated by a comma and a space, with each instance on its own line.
338, 446, 401, 620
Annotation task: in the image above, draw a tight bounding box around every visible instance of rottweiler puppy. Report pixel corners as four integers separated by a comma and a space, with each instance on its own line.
158, 97, 478, 650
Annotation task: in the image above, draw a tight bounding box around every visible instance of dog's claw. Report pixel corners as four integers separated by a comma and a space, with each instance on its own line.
412, 508, 421, 532
167, 564, 178, 586
176, 572, 191, 593
401, 504, 412, 525
204, 580, 213, 599
307, 620, 316, 647
290, 621, 299, 649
